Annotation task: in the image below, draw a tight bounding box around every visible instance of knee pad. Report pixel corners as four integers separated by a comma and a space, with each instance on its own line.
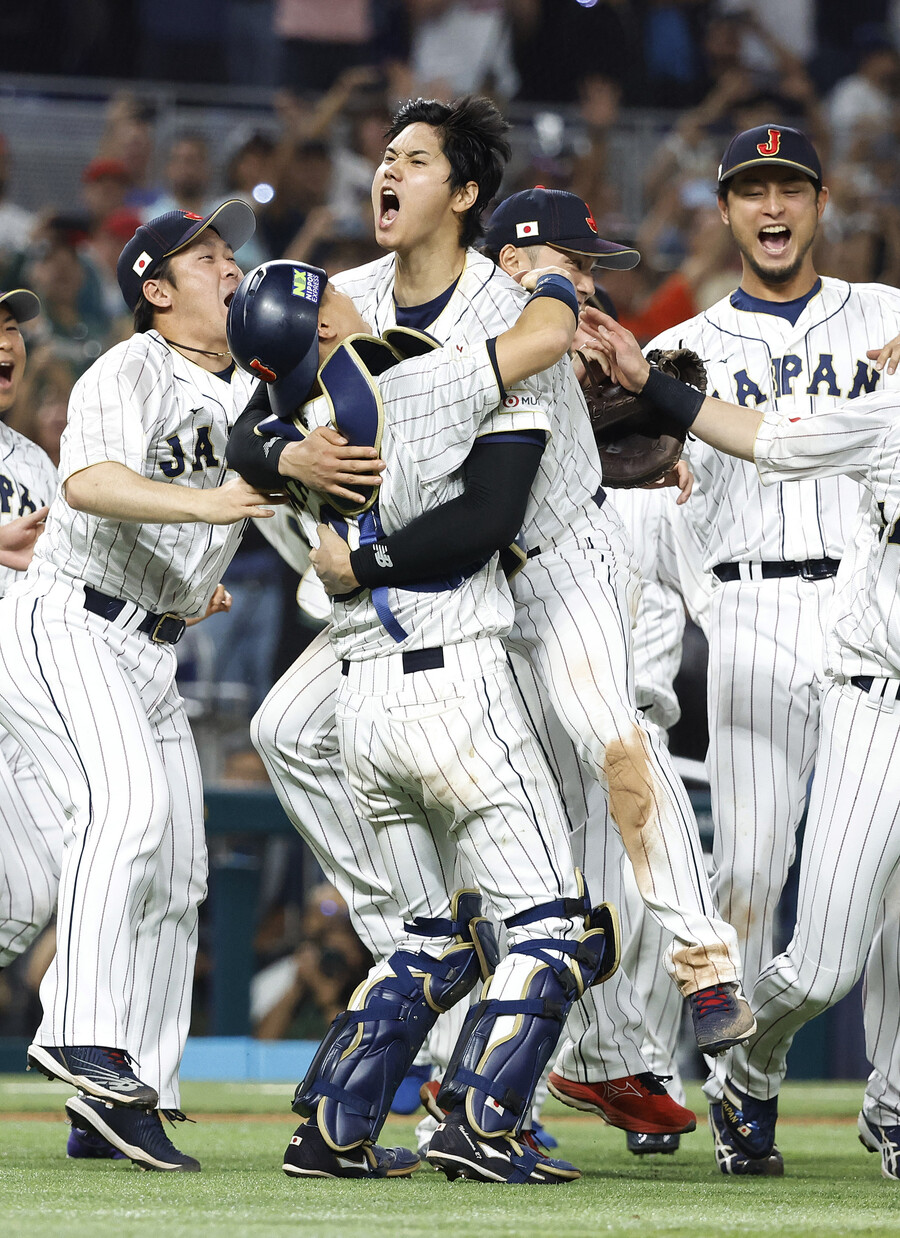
292, 889, 497, 1150
437, 893, 620, 1138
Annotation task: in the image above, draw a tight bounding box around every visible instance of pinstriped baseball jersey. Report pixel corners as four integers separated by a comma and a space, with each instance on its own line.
608, 488, 704, 731
754, 393, 900, 680
32, 330, 255, 617
647, 278, 900, 567
0, 422, 57, 599
334, 249, 605, 548
302, 338, 550, 659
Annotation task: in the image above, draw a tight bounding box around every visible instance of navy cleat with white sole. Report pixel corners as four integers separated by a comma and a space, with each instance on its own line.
858, 1112, 900, 1180
65, 1096, 200, 1171
283, 1121, 419, 1179
28, 1044, 158, 1108
426, 1111, 580, 1184
709, 1101, 783, 1175
720, 1079, 779, 1159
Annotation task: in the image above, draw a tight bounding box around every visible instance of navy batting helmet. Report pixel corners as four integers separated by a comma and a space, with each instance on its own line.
226, 260, 327, 417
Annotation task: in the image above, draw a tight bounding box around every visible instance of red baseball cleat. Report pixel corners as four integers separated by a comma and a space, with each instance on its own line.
547, 1070, 697, 1133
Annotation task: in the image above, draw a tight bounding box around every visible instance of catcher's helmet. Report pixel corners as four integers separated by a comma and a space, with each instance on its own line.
227, 260, 327, 417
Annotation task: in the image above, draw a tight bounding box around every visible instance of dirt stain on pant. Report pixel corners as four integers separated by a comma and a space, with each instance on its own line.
604, 727, 736, 992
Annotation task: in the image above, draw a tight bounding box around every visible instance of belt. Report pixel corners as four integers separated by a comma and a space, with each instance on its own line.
83, 585, 186, 645
713, 557, 840, 583
341, 646, 444, 676
853, 676, 875, 693
527, 486, 606, 560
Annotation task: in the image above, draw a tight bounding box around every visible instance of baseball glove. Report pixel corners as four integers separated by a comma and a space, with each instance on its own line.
578, 347, 707, 488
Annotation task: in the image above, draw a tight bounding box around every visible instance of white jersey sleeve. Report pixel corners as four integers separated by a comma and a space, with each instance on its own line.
34, 332, 256, 618
0, 423, 58, 599
753, 390, 900, 680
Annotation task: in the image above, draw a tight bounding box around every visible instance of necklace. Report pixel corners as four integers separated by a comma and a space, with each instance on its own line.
162, 338, 231, 358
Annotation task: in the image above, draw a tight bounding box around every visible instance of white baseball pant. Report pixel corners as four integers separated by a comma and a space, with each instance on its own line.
0, 730, 64, 967
0, 574, 206, 1108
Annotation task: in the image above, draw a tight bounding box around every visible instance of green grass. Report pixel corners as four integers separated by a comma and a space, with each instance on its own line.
1, 1079, 899, 1237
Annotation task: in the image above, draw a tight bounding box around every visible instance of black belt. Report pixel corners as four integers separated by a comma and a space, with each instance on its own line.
527, 486, 607, 560
342, 646, 444, 676
713, 557, 840, 583
83, 585, 186, 645
852, 676, 875, 693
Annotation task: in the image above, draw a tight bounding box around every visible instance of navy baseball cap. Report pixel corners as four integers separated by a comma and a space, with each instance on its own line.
0, 288, 41, 323
717, 125, 823, 190
116, 199, 257, 311
484, 188, 640, 270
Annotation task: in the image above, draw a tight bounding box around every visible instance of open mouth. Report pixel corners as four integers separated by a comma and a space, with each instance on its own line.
224, 291, 235, 308
0, 361, 13, 390
759, 225, 791, 257
380, 187, 400, 226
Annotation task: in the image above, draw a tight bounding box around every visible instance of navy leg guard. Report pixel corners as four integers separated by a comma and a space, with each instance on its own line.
293, 890, 497, 1151
437, 899, 618, 1139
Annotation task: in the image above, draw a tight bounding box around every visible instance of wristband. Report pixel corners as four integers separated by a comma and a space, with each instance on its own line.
350, 542, 390, 588
642, 365, 705, 430
525, 273, 579, 322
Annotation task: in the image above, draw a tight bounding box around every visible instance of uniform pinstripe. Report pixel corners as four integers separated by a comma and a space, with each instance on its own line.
256, 248, 742, 1000
723, 397, 900, 1127
0, 331, 254, 1107
647, 279, 900, 1098
0, 421, 65, 967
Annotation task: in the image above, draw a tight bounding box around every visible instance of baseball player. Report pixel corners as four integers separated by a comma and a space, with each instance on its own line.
229, 257, 620, 1182
617, 123, 900, 1172
0, 289, 64, 972
249, 97, 751, 1121
0, 202, 280, 1173
589, 311, 900, 1180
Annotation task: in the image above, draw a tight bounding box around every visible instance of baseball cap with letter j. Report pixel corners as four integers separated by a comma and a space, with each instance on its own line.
116, 199, 257, 310
717, 125, 823, 191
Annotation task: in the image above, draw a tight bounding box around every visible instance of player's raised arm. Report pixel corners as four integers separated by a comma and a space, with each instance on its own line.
491, 267, 579, 383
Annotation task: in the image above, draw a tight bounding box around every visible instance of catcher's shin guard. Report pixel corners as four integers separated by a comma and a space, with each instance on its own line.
292, 890, 497, 1150
437, 894, 620, 1138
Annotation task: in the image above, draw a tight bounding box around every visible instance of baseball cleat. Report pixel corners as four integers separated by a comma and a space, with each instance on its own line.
688, 983, 756, 1056
28, 1044, 158, 1108
66, 1123, 127, 1160
282, 1121, 419, 1179
65, 1096, 200, 1171
857, 1112, 900, 1180
720, 1079, 779, 1159
709, 1099, 783, 1176
426, 1111, 581, 1184
547, 1070, 696, 1133
627, 1130, 680, 1155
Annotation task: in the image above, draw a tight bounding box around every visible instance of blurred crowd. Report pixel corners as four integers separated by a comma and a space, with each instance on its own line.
2, 0, 900, 1039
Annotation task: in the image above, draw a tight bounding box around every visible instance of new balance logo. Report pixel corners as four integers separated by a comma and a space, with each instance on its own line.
374, 543, 393, 568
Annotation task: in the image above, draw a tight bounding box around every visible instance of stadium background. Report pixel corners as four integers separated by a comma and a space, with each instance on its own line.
1, 0, 897, 1089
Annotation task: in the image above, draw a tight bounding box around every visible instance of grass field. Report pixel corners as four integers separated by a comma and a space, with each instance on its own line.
2, 1077, 899, 1237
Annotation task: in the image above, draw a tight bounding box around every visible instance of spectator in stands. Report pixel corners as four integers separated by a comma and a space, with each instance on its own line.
143, 132, 216, 220
275, 0, 377, 92
0, 136, 36, 285
257, 135, 336, 259
5, 344, 77, 466
828, 24, 900, 160
251, 884, 370, 1040
97, 93, 160, 213
81, 207, 144, 325
23, 232, 110, 375
405, 0, 519, 100
80, 158, 131, 234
